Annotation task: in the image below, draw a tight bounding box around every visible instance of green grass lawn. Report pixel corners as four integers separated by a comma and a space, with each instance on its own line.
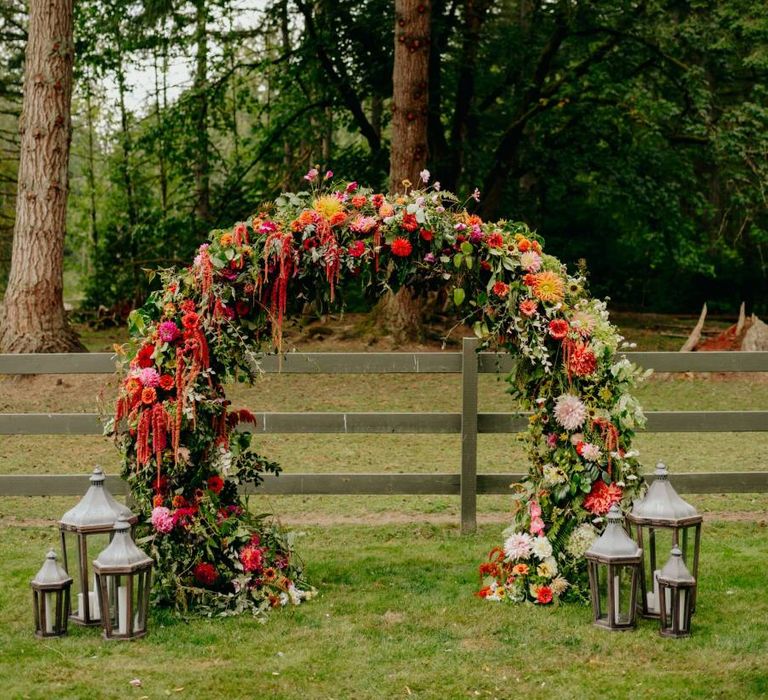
1, 521, 767, 699
1, 320, 766, 698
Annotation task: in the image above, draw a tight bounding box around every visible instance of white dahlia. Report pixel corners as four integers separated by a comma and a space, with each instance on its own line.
554, 394, 587, 431
532, 536, 553, 560
503, 532, 533, 561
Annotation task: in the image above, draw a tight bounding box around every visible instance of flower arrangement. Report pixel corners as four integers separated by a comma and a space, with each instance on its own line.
110, 168, 648, 615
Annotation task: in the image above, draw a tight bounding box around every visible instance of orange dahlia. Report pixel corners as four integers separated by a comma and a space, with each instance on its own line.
532, 271, 565, 303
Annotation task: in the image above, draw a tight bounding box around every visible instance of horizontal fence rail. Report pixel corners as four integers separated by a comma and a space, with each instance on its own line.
2, 410, 768, 435
1, 471, 766, 498
1, 346, 767, 533
1, 350, 768, 375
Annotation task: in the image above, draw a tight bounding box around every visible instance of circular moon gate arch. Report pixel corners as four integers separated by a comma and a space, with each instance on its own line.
111, 179, 648, 615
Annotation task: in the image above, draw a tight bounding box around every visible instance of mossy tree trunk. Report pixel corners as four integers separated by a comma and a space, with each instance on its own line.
0, 0, 84, 352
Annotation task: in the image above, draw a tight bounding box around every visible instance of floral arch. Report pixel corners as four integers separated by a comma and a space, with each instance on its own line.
110, 170, 648, 616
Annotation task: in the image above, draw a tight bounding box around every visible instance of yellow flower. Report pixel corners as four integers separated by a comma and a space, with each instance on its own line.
532, 271, 565, 303
401, 179, 412, 189
312, 195, 344, 220
220, 233, 234, 246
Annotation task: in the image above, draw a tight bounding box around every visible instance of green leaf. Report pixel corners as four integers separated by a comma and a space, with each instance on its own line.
465, 255, 474, 269
453, 288, 466, 306
453, 253, 464, 268
460, 242, 473, 255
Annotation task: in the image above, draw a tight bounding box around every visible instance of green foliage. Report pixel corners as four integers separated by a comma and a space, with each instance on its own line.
4, 0, 766, 311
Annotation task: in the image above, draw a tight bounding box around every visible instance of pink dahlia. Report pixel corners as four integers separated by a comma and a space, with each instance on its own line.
138, 367, 160, 388
576, 441, 601, 462
553, 394, 587, 431
519, 299, 538, 317
503, 532, 533, 561
158, 321, 180, 343
350, 215, 377, 234
151, 506, 174, 534
520, 251, 542, 272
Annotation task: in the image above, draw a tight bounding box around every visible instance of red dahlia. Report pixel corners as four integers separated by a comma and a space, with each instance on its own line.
136, 344, 155, 369
207, 475, 224, 494
193, 562, 219, 586
548, 319, 569, 340
182, 312, 200, 329
486, 232, 504, 248
347, 240, 366, 258
391, 238, 413, 257
583, 480, 623, 515
568, 342, 597, 376
240, 544, 264, 573
536, 586, 553, 604
401, 213, 419, 232
492, 281, 510, 297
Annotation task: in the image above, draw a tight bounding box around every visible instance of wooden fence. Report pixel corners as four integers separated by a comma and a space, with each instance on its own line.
1, 339, 767, 533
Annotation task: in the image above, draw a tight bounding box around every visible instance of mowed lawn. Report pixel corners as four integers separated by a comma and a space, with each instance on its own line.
1, 321, 767, 698
1, 520, 767, 699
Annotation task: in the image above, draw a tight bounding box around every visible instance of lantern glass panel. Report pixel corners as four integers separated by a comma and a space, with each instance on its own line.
595, 563, 637, 627
659, 584, 693, 637
97, 570, 152, 639
61, 529, 111, 624
638, 526, 674, 616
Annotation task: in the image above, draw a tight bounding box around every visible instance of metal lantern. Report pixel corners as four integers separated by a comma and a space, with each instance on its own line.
628, 462, 702, 618
657, 546, 696, 638
585, 504, 643, 631
59, 466, 136, 626
31, 550, 72, 638
93, 516, 153, 640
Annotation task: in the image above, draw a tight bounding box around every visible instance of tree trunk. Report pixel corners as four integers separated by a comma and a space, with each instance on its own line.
389, 0, 430, 193
373, 286, 425, 345
153, 43, 168, 217
193, 0, 211, 224
0, 0, 84, 352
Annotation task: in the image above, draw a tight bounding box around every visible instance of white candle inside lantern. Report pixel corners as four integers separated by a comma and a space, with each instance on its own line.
118, 586, 129, 634
90, 574, 100, 618
77, 592, 84, 619
651, 569, 661, 611
44, 592, 55, 633
613, 575, 621, 621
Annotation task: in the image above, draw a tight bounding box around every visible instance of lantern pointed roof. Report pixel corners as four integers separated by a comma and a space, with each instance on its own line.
93, 517, 152, 571
31, 549, 72, 587
630, 463, 701, 525
586, 505, 642, 560
60, 467, 136, 530
658, 546, 696, 585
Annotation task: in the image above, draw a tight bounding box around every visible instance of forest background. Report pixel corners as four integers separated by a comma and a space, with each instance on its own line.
0, 0, 766, 323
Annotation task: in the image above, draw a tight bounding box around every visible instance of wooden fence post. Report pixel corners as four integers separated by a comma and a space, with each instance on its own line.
461, 337, 479, 534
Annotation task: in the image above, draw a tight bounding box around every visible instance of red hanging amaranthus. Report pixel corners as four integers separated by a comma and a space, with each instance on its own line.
317, 219, 342, 302
136, 408, 152, 466
262, 228, 295, 350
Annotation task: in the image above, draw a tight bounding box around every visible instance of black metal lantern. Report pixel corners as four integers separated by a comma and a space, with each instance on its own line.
93, 516, 153, 640
658, 546, 696, 638
59, 467, 136, 626
31, 550, 73, 638
585, 504, 643, 631
628, 462, 702, 618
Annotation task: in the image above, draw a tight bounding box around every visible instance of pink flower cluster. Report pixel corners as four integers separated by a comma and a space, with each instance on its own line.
151, 506, 174, 533
529, 501, 545, 535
